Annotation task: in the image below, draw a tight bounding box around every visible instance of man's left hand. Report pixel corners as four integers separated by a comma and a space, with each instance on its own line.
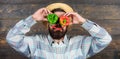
64, 12, 86, 25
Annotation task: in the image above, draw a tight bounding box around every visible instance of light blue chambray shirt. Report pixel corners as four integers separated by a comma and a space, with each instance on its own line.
6, 16, 112, 59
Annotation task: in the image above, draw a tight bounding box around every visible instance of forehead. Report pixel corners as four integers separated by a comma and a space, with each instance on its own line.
51, 8, 65, 13
54, 11, 66, 17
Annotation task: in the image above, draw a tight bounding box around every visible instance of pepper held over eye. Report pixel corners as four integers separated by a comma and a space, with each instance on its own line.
47, 14, 58, 24
60, 16, 70, 26
47, 14, 71, 26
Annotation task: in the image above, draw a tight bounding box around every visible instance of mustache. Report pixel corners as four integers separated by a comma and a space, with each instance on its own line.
48, 27, 67, 39
51, 24, 63, 31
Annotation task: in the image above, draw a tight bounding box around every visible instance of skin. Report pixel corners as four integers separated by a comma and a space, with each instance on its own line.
32, 8, 86, 43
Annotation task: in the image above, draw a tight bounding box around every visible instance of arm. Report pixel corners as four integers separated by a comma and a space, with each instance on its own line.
81, 19, 112, 58
6, 16, 37, 57
64, 12, 112, 57
6, 8, 51, 57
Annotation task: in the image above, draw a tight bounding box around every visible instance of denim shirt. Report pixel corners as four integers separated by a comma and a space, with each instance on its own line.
6, 16, 112, 59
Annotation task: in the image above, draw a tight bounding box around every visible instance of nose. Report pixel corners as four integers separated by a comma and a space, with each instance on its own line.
54, 18, 61, 28
55, 23, 62, 28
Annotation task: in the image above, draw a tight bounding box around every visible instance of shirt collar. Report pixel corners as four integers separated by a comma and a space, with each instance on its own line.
47, 34, 69, 46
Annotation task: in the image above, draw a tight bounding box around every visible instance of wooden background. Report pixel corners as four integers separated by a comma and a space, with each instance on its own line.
0, 0, 120, 59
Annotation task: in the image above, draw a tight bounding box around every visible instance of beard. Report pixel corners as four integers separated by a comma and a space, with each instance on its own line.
48, 27, 67, 40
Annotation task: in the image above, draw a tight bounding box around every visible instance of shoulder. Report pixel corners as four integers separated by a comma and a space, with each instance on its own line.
69, 35, 92, 45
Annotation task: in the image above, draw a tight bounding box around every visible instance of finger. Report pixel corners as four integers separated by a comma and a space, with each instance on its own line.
39, 8, 49, 14
47, 9, 52, 14
40, 8, 46, 14
43, 13, 48, 18
64, 12, 73, 16
66, 13, 72, 16
44, 9, 52, 15
42, 8, 49, 16
42, 18, 48, 22
43, 8, 48, 14
64, 13, 69, 16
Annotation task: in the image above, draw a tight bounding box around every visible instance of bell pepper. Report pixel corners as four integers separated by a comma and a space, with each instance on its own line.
60, 16, 70, 26
47, 14, 58, 24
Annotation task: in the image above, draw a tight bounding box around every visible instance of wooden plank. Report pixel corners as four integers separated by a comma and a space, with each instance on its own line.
75, 5, 120, 19
0, 4, 44, 19
1, 4, 120, 19
92, 19, 120, 35
0, 0, 120, 5
0, 40, 28, 59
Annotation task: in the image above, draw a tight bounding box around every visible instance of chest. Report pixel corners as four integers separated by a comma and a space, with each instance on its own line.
32, 44, 84, 59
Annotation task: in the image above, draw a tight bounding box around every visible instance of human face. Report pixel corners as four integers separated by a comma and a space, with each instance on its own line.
48, 11, 67, 39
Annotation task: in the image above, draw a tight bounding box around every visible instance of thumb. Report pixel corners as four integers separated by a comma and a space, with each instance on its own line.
43, 18, 48, 21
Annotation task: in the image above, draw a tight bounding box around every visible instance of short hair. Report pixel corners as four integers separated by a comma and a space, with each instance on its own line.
51, 8, 65, 13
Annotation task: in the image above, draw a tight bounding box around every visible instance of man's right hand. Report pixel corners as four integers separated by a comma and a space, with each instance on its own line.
32, 8, 51, 21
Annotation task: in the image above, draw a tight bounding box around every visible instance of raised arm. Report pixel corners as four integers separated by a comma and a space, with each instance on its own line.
6, 16, 37, 57
6, 8, 50, 57
81, 19, 112, 58
64, 12, 112, 58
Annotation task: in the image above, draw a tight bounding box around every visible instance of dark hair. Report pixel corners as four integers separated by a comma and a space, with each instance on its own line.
51, 8, 65, 13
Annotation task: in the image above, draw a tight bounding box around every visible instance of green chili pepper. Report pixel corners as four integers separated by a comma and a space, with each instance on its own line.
47, 14, 58, 24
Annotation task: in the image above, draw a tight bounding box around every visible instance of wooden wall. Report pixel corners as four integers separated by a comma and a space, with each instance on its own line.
0, 0, 120, 59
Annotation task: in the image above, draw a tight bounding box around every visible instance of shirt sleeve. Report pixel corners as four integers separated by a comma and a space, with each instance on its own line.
81, 20, 112, 58
6, 15, 37, 57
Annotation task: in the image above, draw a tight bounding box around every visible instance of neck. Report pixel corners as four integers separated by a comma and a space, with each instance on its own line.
53, 37, 64, 44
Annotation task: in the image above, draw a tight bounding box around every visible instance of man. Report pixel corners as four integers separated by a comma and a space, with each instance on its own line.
6, 3, 112, 59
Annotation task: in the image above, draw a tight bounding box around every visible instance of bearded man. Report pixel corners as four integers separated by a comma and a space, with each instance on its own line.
6, 3, 112, 59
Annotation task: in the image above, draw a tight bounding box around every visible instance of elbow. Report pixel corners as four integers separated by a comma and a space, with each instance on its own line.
6, 33, 10, 41
6, 32, 15, 44
6, 32, 11, 42
6, 30, 14, 42
107, 34, 112, 43
6, 34, 12, 44
103, 34, 112, 44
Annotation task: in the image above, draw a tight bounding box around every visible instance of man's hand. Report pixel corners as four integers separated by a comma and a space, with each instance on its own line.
32, 8, 51, 21
64, 12, 86, 25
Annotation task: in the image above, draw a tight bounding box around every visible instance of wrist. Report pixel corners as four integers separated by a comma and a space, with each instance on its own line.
32, 15, 37, 21
32, 15, 41, 21
79, 18, 86, 25
24, 16, 37, 27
